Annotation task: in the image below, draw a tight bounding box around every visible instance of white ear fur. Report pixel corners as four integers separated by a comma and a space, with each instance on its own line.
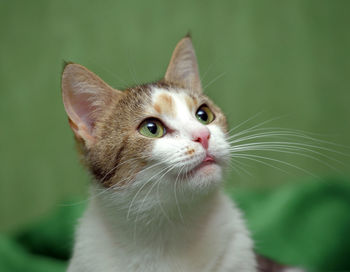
164, 36, 202, 93
61, 63, 122, 146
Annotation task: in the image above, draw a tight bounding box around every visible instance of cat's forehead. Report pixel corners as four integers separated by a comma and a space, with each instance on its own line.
149, 87, 200, 118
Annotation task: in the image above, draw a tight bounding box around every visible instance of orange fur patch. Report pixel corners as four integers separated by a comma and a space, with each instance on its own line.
185, 95, 196, 112
154, 103, 161, 114
153, 93, 175, 117
186, 148, 195, 155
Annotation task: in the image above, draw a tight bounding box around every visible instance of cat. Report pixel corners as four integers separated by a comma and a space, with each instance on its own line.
61, 35, 304, 272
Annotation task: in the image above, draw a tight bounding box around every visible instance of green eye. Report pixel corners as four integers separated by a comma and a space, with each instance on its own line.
138, 118, 166, 138
195, 105, 215, 124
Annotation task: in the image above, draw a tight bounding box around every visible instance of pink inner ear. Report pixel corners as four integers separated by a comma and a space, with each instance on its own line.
68, 91, 96, 133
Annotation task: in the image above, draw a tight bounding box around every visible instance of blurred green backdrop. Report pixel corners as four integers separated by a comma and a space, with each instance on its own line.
0, 0, 350, 270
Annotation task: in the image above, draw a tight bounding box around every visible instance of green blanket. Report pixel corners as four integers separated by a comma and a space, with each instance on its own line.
1, 178, 349, 272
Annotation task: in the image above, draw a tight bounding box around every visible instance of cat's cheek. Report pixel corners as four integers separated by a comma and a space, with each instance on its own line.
207, 126, 231, 165
151, 138, 185, 163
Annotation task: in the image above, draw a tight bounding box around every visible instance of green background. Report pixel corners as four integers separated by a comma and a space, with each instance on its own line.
0, 0, 349, 271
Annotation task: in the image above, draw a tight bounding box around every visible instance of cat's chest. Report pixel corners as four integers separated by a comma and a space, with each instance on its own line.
69, 193, 257, 272
73, 235, 221, 272
77, 216, 228, 272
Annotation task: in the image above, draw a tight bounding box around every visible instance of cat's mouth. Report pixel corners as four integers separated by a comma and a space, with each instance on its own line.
184, 155, 217, 177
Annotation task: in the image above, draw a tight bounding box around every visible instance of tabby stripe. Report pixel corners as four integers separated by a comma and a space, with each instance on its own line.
91, 136, 128, 185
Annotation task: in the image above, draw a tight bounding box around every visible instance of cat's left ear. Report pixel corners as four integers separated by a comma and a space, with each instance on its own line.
164, 35, 202, 93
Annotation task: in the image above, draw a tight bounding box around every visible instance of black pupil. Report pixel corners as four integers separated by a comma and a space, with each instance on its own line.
197, 109, 208, 121
147, 122, 158, 134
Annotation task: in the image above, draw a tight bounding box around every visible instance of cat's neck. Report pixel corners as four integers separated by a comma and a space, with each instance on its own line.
88, 183, 223, 246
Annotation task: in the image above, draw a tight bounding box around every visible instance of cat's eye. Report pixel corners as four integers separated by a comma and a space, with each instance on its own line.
138, 118, 166, 138
195, 105, 215, 125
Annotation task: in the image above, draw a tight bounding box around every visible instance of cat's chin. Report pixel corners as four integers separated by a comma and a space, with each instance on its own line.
184, 162, 223, 189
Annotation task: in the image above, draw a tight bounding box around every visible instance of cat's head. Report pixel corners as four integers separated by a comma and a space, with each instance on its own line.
61, 36, 230, 195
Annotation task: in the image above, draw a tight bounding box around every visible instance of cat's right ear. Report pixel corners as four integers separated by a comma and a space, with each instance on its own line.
164, 36, 202, 93
61, 63, 122, 147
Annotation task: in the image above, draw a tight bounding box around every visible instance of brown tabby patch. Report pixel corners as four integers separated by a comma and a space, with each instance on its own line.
256, 254, 299, 272
84, 85, 154, 188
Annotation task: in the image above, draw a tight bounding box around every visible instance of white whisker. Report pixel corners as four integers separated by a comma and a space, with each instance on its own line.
174, 165, 186, 223
231, 153, 316, 177
202, 72, 226, 91
226, 112, 264, 135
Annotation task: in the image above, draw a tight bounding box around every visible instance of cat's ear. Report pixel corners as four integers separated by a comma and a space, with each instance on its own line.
164, 36, 202, 93
61, 63, 122, 147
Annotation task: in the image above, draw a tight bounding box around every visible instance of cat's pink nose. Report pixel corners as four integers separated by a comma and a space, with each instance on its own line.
192, 128, 210, 150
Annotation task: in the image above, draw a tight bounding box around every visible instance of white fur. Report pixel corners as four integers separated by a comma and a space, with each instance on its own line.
68, 88, 257, 272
